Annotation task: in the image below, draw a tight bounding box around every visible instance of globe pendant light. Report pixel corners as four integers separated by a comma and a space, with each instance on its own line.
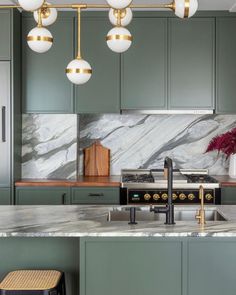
106, 10, 132, 53
27, 10, 53, 53
106, 0, 133, 10
66, 8, 92, 85
33, 2, 58, 27
18, 0, 44, 11
109, 8, 133, 27
173, 0, 198, 18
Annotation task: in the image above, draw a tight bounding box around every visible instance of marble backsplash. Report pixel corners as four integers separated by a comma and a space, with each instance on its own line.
22, 114, 236, 178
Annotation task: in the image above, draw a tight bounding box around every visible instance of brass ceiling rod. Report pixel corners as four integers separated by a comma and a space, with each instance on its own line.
0, 2, 174, 10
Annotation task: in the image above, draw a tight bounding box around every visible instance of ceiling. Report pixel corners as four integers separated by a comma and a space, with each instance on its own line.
4, 0, 236, 12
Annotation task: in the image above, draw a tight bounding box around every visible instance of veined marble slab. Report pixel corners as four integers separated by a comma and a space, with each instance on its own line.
79, 114, 236, 175
22, 114, 78, 179
0, 205, 235, 237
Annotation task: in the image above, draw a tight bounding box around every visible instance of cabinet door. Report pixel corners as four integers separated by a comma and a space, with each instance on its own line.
169, 18, 215, 109
15, 187, 71, 205
80, 238, 182, 295
75, 17, 120, 113
0, 10, 11, 60
0, 188, 11, 205
188, 240, 236, 295
72, 187, 120, 204
0, 62, 11, 187
216, 18, 236, 113
22, 15, 74, 113
221, 187, 236, 204
121, 18, 167, 110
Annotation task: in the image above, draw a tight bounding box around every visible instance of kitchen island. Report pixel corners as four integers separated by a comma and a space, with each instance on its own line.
0, 205, 236, 295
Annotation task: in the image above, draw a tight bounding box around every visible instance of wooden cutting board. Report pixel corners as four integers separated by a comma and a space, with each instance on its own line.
83, 141, 110, 176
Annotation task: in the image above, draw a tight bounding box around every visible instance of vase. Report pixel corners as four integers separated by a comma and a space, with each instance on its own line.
229, 154, 236, 178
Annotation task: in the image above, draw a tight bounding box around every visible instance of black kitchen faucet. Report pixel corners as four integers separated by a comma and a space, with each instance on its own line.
150, 157, 175, 225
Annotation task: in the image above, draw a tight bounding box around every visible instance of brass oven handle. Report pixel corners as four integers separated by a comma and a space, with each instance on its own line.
2, 106, 6, 142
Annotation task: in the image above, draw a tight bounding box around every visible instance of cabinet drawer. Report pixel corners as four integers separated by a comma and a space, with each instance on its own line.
15, 187, 71, 205
71, 187, 120, 204
221, 187, 236, 205
0, 188, 11, 205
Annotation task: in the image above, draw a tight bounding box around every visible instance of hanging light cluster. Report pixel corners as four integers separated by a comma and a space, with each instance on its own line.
15, 0, 198, 85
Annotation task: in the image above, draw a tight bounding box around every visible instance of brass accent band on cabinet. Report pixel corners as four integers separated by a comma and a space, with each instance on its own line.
106, 35, 133, 41
27, 36, 53, 42
184, 0, 190, 18
66, 68, 92, 74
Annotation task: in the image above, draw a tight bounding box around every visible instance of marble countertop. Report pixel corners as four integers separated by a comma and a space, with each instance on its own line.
0, 205, 236, 238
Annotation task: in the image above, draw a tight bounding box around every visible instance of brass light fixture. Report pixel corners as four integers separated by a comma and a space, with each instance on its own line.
0, 0, 199, 84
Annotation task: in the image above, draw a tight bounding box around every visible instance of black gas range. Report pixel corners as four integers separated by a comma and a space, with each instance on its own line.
120, 169, 221, 205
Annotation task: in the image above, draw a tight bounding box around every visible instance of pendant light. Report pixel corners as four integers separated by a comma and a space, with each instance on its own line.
109, 8, 133, 27
66, 8, 92, 85
173, 0, 198, 18
106, 0, 133, 10
33, 2, 58, 27
18, 0, 44, 11
27, 9, 53, 53
106, 9, 132, 53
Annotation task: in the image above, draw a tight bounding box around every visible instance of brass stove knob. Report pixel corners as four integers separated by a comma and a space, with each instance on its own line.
188, 193, 195, 201
172, 193, 178, 200
162, 193, 168, 201
205, 193, 213, 201
144, 193, 151, 201
179, 193, 187, 200
153, 194, 160, 201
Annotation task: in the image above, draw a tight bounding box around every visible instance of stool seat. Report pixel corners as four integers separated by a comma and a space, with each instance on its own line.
0, 270, 66, 295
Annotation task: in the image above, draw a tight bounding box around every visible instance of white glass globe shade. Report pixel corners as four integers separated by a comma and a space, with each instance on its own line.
34, 5, 58, 26
109, 8, 133, 26
18, 0, 44, 11
66, 59, 92, 85
27, 27, 53, 53
174, 0, 198, 18
106, 27, 132, 53
106, 0, 132, 10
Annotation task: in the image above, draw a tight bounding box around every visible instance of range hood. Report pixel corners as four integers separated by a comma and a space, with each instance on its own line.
121, 109, 214, 115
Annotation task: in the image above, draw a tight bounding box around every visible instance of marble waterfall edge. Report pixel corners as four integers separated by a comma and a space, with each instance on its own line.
79, 114, 236, 175
22, 114, 78, 179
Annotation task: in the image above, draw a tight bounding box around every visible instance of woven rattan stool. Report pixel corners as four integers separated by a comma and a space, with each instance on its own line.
0, 270, 66, 295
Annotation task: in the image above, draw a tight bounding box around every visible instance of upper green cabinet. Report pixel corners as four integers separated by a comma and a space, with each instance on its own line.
22, 14, 74, 113
121, 18, 167, 110
75, 16, 120, 113
0, 10, 11, 60
216, 18, 236, 114
169, 18, 215, 109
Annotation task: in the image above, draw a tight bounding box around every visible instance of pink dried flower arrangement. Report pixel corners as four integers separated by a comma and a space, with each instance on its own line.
206, 128, 236, 159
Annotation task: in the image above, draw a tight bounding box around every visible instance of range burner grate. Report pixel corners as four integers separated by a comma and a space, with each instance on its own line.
122, 173, 154, 183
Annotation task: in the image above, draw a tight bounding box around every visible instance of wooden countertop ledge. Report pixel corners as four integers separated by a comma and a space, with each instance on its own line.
15, 176, 121, 187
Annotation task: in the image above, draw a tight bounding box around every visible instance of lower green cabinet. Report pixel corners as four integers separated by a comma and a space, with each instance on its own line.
221, 187, 236, 204
71, 187, 120, 204
15, 187, 71, 205
0, 188, 11, 205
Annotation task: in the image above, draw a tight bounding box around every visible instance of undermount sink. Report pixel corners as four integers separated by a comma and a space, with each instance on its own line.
107, 207, 227, 222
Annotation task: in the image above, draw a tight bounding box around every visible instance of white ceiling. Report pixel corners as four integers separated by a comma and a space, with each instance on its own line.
4, 0, 236, 11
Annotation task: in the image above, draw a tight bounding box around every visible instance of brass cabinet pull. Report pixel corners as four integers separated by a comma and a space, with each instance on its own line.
88, 193, 104, 197
2, 106, 6, 142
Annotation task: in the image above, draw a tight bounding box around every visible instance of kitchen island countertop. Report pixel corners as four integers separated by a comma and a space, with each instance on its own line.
0, 205, 236, 238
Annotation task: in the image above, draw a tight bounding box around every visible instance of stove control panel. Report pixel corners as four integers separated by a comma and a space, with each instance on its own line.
126, 189, 216, 204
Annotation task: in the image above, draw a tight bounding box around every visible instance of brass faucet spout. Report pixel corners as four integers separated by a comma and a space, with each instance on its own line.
195, 185, 206, 225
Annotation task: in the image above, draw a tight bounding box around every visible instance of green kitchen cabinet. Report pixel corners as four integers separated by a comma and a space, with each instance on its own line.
0, 10, 11, 60
169, 18, 215, 109
216, 18, 236, 113
75, 16, 120, 113
221, 187, 236, 205
15, 187, 71, 205
22, 13, 74, 113
71, 187, 120, 204
0, 188, 11, 205
121, 18, 167, 110
80, 238, 182, 295
188, 240, 236, 295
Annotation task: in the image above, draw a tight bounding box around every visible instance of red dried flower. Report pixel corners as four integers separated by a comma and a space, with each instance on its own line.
206, 128, 236, 159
